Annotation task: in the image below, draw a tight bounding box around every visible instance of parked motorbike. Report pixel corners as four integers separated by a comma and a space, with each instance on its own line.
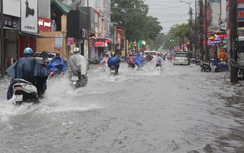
12, 78, 39, 105
238, 65, 244, 80
200, 62, 211, 72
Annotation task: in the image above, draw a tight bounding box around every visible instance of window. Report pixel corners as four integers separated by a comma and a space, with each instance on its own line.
175, 53, 187, 57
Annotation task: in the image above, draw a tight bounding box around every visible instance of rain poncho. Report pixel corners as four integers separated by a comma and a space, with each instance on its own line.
99, 52, 111, 66
151, 56, 163, 68
46, 56, 67, 74
132, 53, 145, 70
126, 55, 136, 64
107, 56, 120, 68
210, 58, 228, 72
67, 54, 89, 76
6, 55, 49, 100
67, 54, 89, 88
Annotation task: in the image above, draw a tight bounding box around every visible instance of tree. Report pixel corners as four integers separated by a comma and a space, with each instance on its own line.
111, 0, 162, 45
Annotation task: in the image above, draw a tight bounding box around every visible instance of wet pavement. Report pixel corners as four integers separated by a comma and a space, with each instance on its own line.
0, 61, 244, 153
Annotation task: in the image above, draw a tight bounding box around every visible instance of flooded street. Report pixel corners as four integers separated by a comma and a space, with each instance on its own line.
0, 61, 244, 153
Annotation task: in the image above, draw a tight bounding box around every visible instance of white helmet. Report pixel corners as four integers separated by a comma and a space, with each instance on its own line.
74, 47, 80, 53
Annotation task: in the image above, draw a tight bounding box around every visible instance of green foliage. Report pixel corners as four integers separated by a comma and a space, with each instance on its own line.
111, 0, 162, 47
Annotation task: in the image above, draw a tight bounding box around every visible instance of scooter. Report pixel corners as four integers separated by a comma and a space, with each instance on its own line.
110, 65, 118, 75
12, 78, 39, 105
200, 62, 211, 72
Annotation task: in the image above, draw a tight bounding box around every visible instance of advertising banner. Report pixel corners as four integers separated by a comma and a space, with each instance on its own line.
55, 34, 63, 49
67, 37, 74, 46
38, 17, 52, 32
21, 0, 38, 33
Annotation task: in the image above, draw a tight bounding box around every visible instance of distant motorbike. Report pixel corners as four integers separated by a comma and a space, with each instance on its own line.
110, 65, 119, 75
12, 78, 39, 105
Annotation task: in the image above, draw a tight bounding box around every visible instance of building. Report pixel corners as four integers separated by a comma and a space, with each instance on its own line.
36, 0, 71, 60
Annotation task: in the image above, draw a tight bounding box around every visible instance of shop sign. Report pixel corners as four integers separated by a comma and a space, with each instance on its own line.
38, 17, 52, 32
4, 18, 17, 28
55, 34, 63, 49
238, 8, 244, 22
95, 41, 105, 47
21, 0, 38, 33
67, 37, 74, 46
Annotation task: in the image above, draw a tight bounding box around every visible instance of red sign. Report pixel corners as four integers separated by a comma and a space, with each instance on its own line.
38, 17, 52, 32
67, 37, 74, 46
95, 42, 105, 47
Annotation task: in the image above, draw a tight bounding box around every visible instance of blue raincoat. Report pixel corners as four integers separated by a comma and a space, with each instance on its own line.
6, 55, 49, 100
132, 53, 145, 70
107, 56, 120, 68
46, 56, 67, 74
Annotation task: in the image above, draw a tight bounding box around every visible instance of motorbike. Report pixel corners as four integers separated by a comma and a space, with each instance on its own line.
69, 71, 88, 88
110, 65, 118, 75
12, 78, 39, 105
200, 62, 211, 72
156, 63, 161, 70
238, 65, 244, 80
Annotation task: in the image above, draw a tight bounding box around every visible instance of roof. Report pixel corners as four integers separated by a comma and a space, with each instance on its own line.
51, 0, 73, 14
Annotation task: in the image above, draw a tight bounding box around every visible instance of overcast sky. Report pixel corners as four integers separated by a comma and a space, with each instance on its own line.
144, 0, 196, 34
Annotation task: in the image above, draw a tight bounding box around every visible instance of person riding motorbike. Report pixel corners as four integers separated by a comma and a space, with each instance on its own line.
6, 47, 49, 100
107, 52, 120, 75
46, 52, 67, 76
99, 52, 110, 72
219, 49, 227, 62
67, 47, 89, 88
126, 53, 136, 69
151, 52, 163, 68
145, 53, 154, 62
132, 52, 145, 71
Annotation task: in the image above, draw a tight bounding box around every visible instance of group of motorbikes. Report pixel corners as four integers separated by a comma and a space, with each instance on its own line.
10, 54, 84, 106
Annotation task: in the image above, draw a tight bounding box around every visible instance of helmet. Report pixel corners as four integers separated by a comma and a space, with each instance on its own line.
111, 52, 116, 56
23, 47, 33, 55
74, 47, 80, 53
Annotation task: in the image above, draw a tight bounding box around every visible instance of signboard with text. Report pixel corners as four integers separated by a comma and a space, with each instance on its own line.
21, 0, 38, 33
55, 34, 63, 49
38, 17, 52, 32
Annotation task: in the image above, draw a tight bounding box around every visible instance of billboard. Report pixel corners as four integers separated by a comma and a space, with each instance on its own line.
3, 0, 21, 17
21, 0, 38, 33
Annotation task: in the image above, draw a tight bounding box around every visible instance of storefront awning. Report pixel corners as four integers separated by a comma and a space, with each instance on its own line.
18, 31, 52, 38
223, 44, 227, 49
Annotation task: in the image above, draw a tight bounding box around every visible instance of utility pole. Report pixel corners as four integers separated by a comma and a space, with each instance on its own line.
194, 0, 198, 60
199, 0, 204, 61
0, 0, 4, 78
230, 0, 238, 83
204, 0, 208, 62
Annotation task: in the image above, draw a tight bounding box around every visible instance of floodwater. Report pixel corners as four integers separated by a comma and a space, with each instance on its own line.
0, 61, 244, 153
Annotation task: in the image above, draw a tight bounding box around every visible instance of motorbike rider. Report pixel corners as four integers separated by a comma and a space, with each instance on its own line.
151, 52, 163, 68
46, 52, 67, 75
99, 52, 110, 72
6, 47, 49, 100
107, 52, 120, 75
67, 47, 89, 88
132, 52, 145, 70
219, 49, 227, 62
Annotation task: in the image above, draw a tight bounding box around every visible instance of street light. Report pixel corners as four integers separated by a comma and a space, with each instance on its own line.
179, 0, 193, 53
